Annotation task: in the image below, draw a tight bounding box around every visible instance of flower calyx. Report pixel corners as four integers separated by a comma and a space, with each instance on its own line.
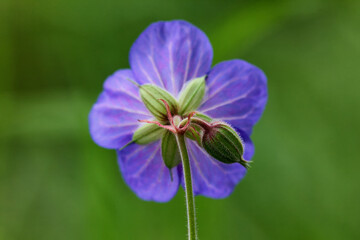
138, 99, 197, 178
139, 99, 195, 135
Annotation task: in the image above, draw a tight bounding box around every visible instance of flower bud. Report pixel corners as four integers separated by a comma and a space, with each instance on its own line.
178, 76, 206, 115
139, 84, 179, 122
202, 123, 250, 168
161, 130, 181, 180
132, 123, 165, 145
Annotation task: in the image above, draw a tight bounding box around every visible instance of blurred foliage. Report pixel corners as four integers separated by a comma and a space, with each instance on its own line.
1, 0, 360, 239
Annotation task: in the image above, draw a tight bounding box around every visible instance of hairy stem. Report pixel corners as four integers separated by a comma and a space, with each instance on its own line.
175, 134, 197, 240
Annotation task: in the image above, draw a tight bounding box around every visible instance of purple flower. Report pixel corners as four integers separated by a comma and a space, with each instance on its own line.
89, 20, 267, 202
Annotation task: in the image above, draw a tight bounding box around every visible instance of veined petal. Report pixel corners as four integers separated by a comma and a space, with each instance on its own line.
89, 69, 151, 149
199, 60, 268, 136
103, 69, 143, 102
180, 131, 254, 199
117, 141, 180, 202
129, 20, 213, 96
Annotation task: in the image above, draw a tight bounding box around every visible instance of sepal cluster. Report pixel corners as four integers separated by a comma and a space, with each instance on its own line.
126, 76, 249, 171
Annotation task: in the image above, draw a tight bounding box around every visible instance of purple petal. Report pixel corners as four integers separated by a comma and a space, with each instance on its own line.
129, 20, 213, 96
199, 60, 268, 135
236, 129, 255, 161
180, 131, 254, 198
117, 141, 180, 202
89, 69, 151, 149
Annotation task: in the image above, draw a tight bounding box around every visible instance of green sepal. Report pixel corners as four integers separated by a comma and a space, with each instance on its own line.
184, 112, 212, 144
132, 123, 165, 145
178, 76, 206, 115
202, 123, 250, 168
161, 130, 181, 181
139, 84, 179, 122
192, 112, 212, 122
185, 124, 202, 146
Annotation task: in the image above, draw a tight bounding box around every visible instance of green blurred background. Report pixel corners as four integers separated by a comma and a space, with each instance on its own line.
1, 0, 359, 239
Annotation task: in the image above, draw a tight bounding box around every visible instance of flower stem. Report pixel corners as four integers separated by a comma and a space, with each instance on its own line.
175, 133, 197, 240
